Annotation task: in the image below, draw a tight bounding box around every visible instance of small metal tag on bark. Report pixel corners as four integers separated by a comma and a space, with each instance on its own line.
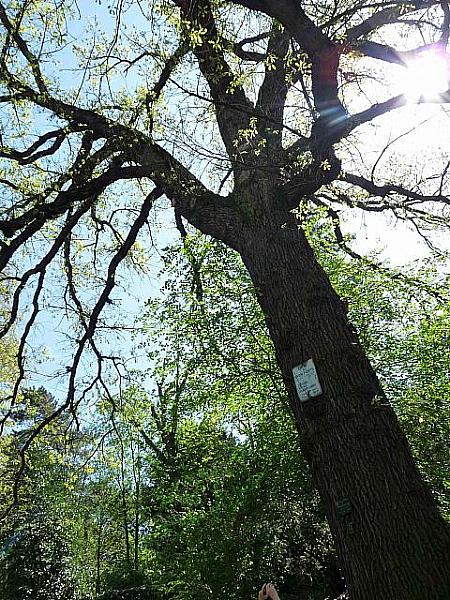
292, 358, 323, 402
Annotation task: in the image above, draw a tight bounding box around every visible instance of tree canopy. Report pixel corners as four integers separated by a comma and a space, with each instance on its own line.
1, 1, 450, 598
1, 0, 449, 408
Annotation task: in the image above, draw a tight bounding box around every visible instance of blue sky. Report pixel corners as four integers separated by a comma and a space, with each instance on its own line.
3, 0, 450, 405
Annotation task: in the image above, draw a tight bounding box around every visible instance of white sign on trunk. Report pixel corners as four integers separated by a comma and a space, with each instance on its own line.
292, 358, 323, 402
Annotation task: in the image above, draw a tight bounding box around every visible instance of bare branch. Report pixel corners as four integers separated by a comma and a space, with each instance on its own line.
309, 194, 449, 302
146, 41, 189, 130
342, 87, 450, 139
0, 184, 164, 489
0, 198, 95, 341
340, 172, 450, 207
0, 163, 151, 270
0, 91, 29, 102
0, 63, 240, 242
355, 40, 442, 66
0, 126, 74, 164
0, 269, 46, 437
346, 5, 417, 42
231, 30, 270, 61
0, 2, 48, 93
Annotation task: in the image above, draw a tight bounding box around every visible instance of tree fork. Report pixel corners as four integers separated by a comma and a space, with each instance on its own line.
237, 211, 450, 600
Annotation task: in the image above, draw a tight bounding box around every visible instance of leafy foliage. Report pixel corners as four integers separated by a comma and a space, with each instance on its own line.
0, 233, 449, 599
1, 1, 450, 593
0, 516, 75, 600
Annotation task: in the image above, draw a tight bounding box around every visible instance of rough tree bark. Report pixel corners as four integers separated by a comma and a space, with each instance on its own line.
233, 206, 450, 599
181, 154, 450, 596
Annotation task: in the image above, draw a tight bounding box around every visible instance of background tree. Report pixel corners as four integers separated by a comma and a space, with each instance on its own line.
1, 234, 449, 600
0, 513, 75, 600
1, 1, 450, 597
131, 236, 348, 600
0, 387, 85, 599
123, 235, 448, 599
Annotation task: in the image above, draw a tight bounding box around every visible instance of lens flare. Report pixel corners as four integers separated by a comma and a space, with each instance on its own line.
401, 51, 449, 101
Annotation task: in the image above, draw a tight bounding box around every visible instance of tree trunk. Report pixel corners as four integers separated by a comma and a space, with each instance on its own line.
95, 524, 102, 596
119, 444, 131, 567
237, 211, 450, 600
132, 440, 141, 572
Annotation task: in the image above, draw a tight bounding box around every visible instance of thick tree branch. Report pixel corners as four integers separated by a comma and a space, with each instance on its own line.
0, 91, 28, 102
256, 24, 290, 152
0, 2, 48, 93
136, 141, 242, 245
173, 0, 253, 156
0, 132, 111, 229
346, 5, 417, 42
347, 89, 450, 135
0, 125, 84, 164
355, 40, 447, 66
0, 64, 241, 245
325, 1, 440, 36
318, 189, 395, 214
277, 152, 342, 210
136, 422, 167, 465
0, 163, 136, 242
166, 75, 307, 147
229, 0, 330, 51
230, 0, 450, 148
230, 0, 348, 132
340, 172, 450, 206
231, 31, 270, 61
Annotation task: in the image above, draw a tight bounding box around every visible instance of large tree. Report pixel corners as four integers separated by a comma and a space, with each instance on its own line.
0, 1, 450, 598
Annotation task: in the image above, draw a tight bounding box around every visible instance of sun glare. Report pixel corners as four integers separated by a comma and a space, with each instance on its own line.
401, 51, 449, 102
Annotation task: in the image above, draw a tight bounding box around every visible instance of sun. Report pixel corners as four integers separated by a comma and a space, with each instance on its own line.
400, 50, 449, 102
